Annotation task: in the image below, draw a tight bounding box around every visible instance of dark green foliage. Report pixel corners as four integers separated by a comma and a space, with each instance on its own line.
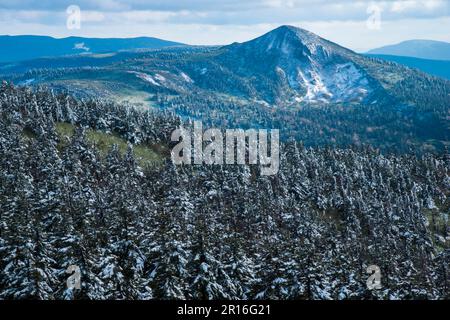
0, 83, 448, 300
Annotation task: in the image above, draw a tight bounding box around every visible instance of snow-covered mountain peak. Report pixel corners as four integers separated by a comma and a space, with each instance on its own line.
247, 25, 336, 59
219, 26, 372, 104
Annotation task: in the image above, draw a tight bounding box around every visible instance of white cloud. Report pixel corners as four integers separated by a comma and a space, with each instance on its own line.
73, 42, 90, 51
391, 1, 418, 13
0, 0, 449, 51
81, 11, 105, 23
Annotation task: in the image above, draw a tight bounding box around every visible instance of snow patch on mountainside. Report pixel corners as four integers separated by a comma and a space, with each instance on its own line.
155, 73, 166, 82
128, 71, 160, 86
19, 78, 35, 86
331, 63, 369, 90
297, 69, 332, 103
180, 72, 194, 83
286, 62, 371, 103
323, 63, 370, 102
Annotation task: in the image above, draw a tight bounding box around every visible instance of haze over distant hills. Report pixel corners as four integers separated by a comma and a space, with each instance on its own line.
367, 39, 450, 61
0, 35, 184, 63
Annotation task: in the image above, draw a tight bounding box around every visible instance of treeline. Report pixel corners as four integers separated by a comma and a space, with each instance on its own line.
0, 83, 448, 299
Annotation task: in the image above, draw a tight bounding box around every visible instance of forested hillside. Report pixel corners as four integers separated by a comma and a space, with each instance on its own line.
2, 27, 449, 153
0, 83, 448, 299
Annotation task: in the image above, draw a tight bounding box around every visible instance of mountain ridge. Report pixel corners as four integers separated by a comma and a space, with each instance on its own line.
367, 39, 450, 61
0, 34, 184, 63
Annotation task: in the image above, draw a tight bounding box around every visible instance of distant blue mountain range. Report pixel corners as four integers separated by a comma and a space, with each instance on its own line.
366, 54, 450, 80
367, 54, 450, 80
0, 35, 184, 63
367, 39, 450, 61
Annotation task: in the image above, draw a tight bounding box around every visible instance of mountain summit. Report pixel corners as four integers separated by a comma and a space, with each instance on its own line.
225, 25, 349, 61
246, 25, 327, 54
217, 25, 377, 104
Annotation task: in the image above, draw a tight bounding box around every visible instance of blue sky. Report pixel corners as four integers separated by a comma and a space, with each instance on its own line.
0, 0, 449, 51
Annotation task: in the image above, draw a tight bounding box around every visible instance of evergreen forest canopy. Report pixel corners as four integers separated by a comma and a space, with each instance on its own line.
0, 83, 448, 300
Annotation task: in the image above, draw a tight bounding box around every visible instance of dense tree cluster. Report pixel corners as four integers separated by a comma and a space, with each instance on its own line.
0, 83, 448, 299
158, 93, 449, 154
